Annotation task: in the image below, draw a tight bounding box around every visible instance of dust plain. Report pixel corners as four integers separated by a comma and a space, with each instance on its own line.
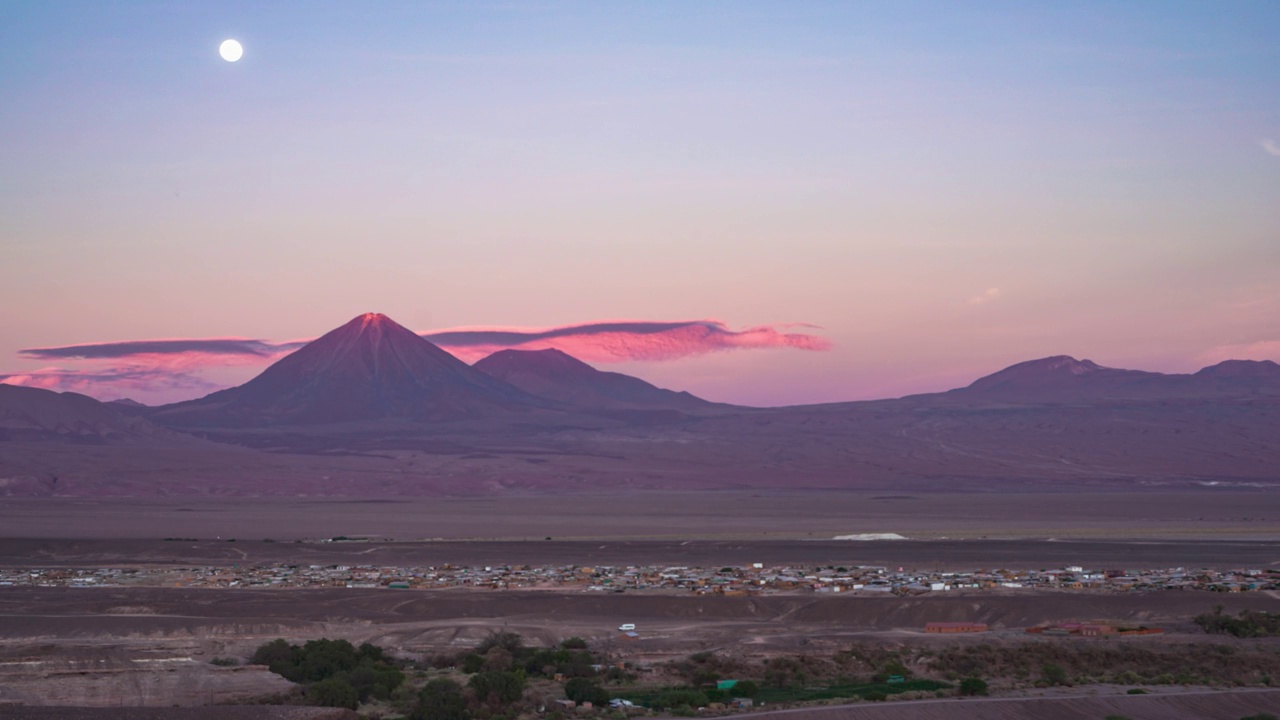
2, 488, 1279, 714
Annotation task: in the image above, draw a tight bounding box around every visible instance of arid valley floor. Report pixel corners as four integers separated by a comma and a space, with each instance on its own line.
2, 490, 1279, 719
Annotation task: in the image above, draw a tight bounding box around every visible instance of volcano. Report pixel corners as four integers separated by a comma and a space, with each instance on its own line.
948, 355, 1280, 402
473, 348, 718, 412
149, 313, 540, 427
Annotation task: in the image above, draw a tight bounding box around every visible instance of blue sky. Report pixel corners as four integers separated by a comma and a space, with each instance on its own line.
2, 1, 1278, 405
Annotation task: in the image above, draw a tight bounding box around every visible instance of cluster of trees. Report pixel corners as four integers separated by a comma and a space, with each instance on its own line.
413, 634, 606, 720
1196, 607, 1280, 638
251, 638, 405, 709
432, 632, 611, 681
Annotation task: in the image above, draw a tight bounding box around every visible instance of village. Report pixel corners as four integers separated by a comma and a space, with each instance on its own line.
1, 560, 1275, 595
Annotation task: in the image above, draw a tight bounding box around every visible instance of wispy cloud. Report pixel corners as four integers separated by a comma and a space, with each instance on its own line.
8, 318, 830, 400
1263, 139, 1280, 157
21, 338, 298, 361
426, 320, 832, 362
968, 287, 1002, 305
0, 366, 221, 395
21, 320, 829, 364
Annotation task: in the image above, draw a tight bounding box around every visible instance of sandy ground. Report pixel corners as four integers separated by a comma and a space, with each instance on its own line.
2, 584, 1278, 704
725, 688, 1280, 720
0, 709, 355, 720
0, 490, 1277, 541
1, 489, 1276, 713
3, 536, 1278, 570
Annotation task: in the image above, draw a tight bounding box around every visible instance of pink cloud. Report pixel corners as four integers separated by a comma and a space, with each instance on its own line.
0, 366, 220, 397
7, 318, 830, 401
428, 320, 832, 362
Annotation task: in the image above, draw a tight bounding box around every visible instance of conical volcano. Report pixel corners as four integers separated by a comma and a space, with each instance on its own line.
151, 313, 538, 426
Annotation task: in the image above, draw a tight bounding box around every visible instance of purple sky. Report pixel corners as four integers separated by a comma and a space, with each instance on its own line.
2, 2, 1278, 406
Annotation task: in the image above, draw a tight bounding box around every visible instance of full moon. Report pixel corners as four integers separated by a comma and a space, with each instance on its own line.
218, 39, 243, 62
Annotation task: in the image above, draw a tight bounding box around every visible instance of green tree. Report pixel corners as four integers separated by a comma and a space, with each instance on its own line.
477, 631, 525, 655
307, 677, 359, 709
564, 677, 610, 706
346, 662, 406, 702
251, 638, 295, 667
652, 689, 708, 710
413, 678, 470, 720
1041, 663, 1069, 686
469, 670, 526, 705
732, 680, 759, 698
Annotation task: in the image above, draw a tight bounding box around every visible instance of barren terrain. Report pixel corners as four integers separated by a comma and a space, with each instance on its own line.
1, 490, 1276, 542
1, 584, 1278, 709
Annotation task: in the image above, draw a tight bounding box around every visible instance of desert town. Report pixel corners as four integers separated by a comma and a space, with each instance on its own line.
2, 560, 1274, 595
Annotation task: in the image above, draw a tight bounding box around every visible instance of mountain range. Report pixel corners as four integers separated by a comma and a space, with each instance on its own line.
2, 313, 1278, 496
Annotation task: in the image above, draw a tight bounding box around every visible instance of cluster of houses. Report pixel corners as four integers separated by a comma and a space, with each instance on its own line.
0, 562, 1275, 594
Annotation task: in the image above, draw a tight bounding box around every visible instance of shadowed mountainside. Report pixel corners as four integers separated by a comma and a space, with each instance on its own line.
473, 347, 723, 412
146, 313, 548, 427
2, 327, 1280, 496
0, 384, 173, 443
945, 355, 1280, 402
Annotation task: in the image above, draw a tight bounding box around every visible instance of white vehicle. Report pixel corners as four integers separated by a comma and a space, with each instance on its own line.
618, 623, 636, 631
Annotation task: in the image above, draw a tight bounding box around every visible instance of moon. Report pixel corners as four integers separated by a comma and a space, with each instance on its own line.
219, 39, 243, 63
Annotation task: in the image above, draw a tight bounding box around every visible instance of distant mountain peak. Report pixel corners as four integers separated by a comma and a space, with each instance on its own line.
148, 312, 538, 426
960, 354, 1156, 396
474, 347, 717, 412
477, 348, 595, 377
107, 397, 147, 407
1196, 359, 1280, 378
1019, 356, 1106, 374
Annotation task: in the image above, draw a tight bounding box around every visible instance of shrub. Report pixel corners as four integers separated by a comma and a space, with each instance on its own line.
958, 677, 988, 696
468, 670, 526, 705
1041, 663, 1069, 686
564, 677, 610, 706
477, 631, 525, 655
732, 680, 759, 698
651, 688, 709, 710
413, 678, 469, 720
210, 657, 239, 667
252, 639, 295, 667
561, 637, 589, 650
1126, 688, 1147, 695
308, 677, 359, 709
461, 653, 485, 674
864, 691, 887, 702
1195, 608, 1280, 638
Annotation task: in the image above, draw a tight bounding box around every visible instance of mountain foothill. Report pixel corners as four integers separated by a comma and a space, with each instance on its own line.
2, 313, 1278, 496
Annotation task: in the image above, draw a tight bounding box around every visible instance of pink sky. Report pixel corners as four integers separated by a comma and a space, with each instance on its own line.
2, 3, 1278, 406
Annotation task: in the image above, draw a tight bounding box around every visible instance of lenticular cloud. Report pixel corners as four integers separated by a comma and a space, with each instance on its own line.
7, 318, 829, 399
424, 320, 831, 362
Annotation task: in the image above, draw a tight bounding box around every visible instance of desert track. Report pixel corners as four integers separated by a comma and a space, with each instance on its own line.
734, 688, 1280, 720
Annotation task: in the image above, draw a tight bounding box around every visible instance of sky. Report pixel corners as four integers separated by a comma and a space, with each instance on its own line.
2, 1, 1278, 406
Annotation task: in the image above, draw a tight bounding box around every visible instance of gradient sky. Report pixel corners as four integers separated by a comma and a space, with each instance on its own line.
2, 1, 1278, 406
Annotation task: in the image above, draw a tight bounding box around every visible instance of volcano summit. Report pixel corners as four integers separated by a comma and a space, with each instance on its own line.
149, 313, 539, 427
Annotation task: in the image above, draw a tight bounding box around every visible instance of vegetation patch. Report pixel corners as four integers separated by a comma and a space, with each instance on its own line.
1196, 607, 1280, 638
251, 638, 405, 709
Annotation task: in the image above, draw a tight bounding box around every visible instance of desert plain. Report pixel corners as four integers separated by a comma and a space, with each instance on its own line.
2, 489, 1279, 719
